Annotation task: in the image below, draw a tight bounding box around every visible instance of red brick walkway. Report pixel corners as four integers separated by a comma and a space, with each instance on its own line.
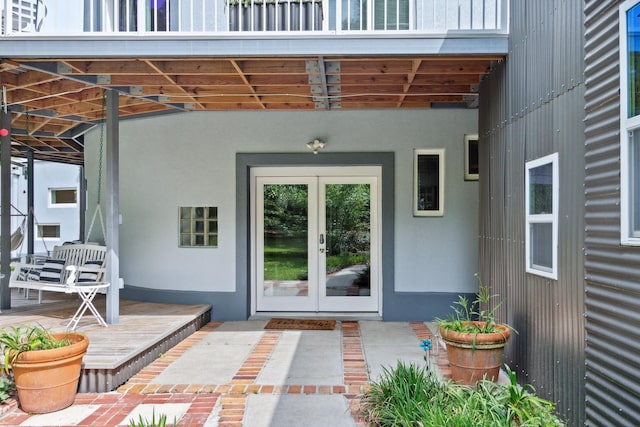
0, 321, 446, 426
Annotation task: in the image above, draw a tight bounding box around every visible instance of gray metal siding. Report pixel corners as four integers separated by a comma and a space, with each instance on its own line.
584, 1, 640, 425
479, 0, 585, 425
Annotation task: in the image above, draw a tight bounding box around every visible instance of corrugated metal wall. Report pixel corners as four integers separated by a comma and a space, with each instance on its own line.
478, 1, 586, 425
584, 1, 640, 425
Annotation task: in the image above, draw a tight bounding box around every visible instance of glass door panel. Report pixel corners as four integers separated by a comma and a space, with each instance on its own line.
254, 170, 379, 313
256, 177, 318, 311
319, 177, 378, 311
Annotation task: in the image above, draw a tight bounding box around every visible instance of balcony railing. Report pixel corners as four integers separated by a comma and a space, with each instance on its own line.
1, 0, 507, 36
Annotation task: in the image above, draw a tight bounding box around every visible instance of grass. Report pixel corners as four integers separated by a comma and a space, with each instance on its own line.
264, 237, 369, 280
360, 361, 564, 427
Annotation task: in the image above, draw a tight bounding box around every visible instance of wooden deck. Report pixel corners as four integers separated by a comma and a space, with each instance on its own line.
0, 289, 211, 393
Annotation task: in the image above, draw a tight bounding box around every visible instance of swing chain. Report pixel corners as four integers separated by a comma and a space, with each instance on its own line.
86, 90, 107, 244
97, 90, 105, 203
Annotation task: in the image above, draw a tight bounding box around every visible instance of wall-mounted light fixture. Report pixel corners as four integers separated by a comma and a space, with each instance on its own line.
306, 138, 325, 155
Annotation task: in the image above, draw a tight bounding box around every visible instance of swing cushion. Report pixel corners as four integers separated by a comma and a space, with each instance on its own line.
39, 259, 66, 283
78, 260, 103, 282
18, 267, 40, 281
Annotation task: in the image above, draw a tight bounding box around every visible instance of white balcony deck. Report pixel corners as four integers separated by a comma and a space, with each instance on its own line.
0, 0, 508, 57
3, 0, 507, 36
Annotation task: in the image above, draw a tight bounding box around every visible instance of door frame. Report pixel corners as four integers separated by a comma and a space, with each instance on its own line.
250, 166, 382, 316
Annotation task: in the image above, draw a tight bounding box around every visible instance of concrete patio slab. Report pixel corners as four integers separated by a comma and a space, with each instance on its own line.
257, 329, 343, 385
152, 321, 265, 384
19, 405, 101, 426
360, 320, 426, 382
244, 394, 355, 427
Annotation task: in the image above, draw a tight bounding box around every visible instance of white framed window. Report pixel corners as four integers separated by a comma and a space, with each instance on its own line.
37, 224, 60, 239
49, 188, 77, 207
620, 0, 640, 244
464, 134, 479, 181
414, 148, 445, 217
525, 153, 559, 280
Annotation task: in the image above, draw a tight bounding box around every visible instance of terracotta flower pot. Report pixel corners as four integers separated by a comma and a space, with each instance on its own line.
10, 332, 89, 414
439, 322, 510, 386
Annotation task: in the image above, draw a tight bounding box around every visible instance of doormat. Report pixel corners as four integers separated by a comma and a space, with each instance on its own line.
264, 318, 336, 330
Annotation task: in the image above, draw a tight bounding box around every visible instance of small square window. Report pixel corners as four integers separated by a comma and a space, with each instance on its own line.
179, 206, 218, 248
38, 224, 60, 239
529, 223, 553, 271
50, 188, 77, 206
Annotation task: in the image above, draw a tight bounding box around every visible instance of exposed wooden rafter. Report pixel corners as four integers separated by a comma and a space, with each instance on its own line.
0, 55, 501, 165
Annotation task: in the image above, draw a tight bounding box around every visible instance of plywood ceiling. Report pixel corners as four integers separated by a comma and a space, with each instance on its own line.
0, 55, 500, 165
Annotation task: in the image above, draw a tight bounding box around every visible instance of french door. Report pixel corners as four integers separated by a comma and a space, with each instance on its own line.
253, 167, 380, 313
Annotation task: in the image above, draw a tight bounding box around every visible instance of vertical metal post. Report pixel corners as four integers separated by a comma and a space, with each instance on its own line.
79, 166, 86, 242
1, 111, 11, 309
105, 89, 120, 324
27, 147, 34, 256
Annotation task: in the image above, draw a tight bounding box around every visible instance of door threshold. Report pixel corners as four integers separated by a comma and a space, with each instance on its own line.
250, 312, 383, 321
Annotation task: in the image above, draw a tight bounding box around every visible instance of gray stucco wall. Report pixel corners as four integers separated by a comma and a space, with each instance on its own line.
85, 109, 480, 320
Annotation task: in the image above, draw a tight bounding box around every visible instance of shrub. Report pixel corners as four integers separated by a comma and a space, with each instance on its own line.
360, 361, 564, 427
0, 374, 14, 403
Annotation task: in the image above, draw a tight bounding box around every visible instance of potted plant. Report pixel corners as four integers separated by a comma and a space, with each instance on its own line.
436, 274, 513, 386
0, 325, 89, 414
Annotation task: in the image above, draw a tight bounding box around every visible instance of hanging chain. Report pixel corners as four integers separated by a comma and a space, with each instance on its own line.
25, 109, 30, 180
86, 90, 107, 244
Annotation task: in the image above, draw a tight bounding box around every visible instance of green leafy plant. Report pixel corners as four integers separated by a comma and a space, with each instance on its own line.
129, 409, 176, 427
0, 374, 15, 403
436, 273, 514, 335
360, 361, 564, 426
497, 365, 561, 425
0, 325, 77, 374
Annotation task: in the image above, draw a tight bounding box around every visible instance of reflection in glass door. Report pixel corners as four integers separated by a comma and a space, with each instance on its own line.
319, 177, 377, 311
255, 172, 379, 312
256, 177, 318, 312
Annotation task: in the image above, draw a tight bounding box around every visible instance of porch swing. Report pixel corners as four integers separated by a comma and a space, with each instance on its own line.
8, 99, 112, 323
